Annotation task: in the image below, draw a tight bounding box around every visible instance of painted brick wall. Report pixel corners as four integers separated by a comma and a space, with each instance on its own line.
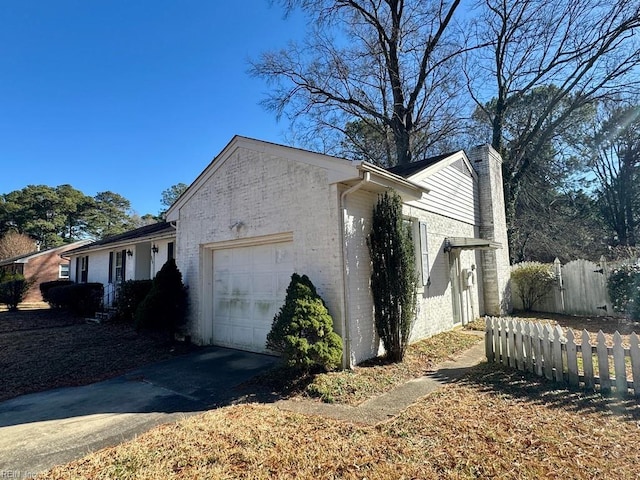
468, 145, 512, 314
345, 192, 486, 365
175, 146, 346, 346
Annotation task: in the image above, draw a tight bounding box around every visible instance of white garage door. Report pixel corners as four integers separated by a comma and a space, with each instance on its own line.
212, 241, 293, 353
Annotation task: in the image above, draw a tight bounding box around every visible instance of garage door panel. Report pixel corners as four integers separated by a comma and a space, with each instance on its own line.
252, 273, 277, 295
230, 273, 252, 296
212, 241, 293, 353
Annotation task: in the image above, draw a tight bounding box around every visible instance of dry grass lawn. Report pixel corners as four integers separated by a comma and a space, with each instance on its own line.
0, 307, 194, 402
10, 309, 640, 478
38, 364, 640, 480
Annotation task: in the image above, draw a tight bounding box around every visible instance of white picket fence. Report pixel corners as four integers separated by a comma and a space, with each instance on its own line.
485, 317, 640, 396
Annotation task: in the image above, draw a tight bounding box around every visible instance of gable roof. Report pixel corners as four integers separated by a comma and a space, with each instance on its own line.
64, 222, 175, 255
166, 136, 362, 221
0, 240, 92, 266
385, 151, 460, 178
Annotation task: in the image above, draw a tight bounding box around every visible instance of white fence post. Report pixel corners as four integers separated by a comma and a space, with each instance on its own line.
533, 323, 543, 377
613, 332, 627, 393
485, 316, 494, 363
542, 325, 553, 380
631, 333, 640, 397
566, 329, 579, 387
552, 325, 564, 382
596, 331, 611, 394
582, 330, 595, 391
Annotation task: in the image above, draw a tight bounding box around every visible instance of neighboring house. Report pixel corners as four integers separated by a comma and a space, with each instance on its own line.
65, 222, 176, 305
0, 240, 91, 303
166, 136, 511, 368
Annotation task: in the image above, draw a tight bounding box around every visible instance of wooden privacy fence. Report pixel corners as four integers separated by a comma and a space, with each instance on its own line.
511, 257, 639, 317
485, 317, 640, 396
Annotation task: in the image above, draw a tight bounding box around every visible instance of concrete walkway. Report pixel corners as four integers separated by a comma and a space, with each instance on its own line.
276, 334, 486, 424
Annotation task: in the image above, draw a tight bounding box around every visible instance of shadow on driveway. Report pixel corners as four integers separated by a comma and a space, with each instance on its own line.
0, 346, 279, 474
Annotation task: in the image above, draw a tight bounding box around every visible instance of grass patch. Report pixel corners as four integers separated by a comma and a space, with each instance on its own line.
38, 364, 640, 480
304, 330, 481, 405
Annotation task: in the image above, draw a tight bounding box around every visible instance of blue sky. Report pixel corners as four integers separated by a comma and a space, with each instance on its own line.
0, 1, 307, 216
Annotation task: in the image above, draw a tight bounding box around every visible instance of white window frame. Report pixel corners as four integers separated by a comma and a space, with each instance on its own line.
59, 263, 70, 279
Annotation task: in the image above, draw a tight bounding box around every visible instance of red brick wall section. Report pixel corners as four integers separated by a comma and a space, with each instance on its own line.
22, 252, 69, 302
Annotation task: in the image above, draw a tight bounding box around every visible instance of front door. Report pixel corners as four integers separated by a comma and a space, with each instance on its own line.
449, 251, 463, 325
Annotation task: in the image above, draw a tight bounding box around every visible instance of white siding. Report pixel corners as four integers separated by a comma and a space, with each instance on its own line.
408, 160, 480, 225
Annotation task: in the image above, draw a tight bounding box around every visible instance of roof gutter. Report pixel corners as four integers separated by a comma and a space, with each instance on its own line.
339, 171, 371, 369
356, 162, 428, 198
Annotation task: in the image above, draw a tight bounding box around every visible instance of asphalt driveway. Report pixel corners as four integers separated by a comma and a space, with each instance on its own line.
0, 346, 278, 475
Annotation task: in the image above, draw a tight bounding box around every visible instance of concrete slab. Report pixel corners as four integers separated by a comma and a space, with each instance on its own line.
0, 346, 278, 475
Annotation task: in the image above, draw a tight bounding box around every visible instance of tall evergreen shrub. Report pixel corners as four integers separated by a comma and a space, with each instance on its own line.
266, 273, 342, 371
367, 191, 418, 362
135, 259, 188, 336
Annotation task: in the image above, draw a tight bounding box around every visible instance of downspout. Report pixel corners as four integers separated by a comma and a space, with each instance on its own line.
339, 171, 371, 369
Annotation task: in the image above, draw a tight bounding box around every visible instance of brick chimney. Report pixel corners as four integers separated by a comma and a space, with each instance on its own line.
468, 144, 512, 315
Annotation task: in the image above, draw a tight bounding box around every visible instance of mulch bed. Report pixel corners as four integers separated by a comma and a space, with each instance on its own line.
0, 308, 197, 402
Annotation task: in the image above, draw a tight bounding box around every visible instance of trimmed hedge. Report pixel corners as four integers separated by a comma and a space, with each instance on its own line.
48, 283, 104, 315
113, 280, 153, 323
0, 273, 33, 311
40, 280, 73, 305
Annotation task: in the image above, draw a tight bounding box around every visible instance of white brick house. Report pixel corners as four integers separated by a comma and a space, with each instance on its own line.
65, 222, 177, 305
167, 136, 511, 368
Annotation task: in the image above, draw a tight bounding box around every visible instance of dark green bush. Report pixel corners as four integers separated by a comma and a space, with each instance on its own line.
266, 273, 342, 371
0, 273, 33, 311
134, 259, 188, 335
608, 263, 640, 320
40, 280, 73, 305
47, 283, 103, 315
113, 280, 153, 323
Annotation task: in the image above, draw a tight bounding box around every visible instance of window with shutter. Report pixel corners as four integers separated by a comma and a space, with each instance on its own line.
419, 222, 430, 287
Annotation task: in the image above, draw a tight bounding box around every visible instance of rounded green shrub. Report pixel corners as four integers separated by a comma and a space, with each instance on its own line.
511, 262, 556, 311
607, 263, 640, 320
266, 273, 342, 371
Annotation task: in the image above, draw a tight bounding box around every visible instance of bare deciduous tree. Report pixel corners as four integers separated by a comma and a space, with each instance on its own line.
0, 231, 36, 260
588, 103, 640, 246
466, 0, 640, 232
251, 0, 466, 166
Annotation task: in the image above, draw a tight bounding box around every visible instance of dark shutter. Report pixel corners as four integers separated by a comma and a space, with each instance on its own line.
83, 256, 89, 283
121, 249, 127, 282
75, 257, 80, 283
167, 242, 174, 261
108, 252, 114, 284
